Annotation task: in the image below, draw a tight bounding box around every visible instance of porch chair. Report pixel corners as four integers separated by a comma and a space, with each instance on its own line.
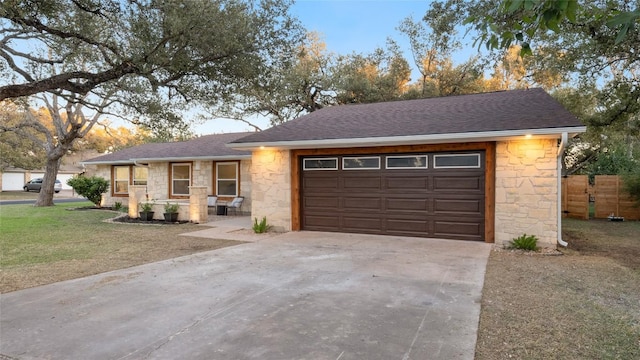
207, 196, 218, 214
226, 196, 244, 215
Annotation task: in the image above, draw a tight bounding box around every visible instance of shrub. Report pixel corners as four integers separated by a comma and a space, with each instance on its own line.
113, 201, 123, 211
66, 176, 109, 207
622, 171, 640, 207
139, 201, 154, 213
509, 233, 539, 251
164, 202, 180, 213
252, 216, 272, 234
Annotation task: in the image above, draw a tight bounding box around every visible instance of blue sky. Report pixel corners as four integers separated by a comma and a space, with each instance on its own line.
195, 0, 477, 135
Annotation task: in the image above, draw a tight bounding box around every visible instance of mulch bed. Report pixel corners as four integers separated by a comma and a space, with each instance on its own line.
69, 206, 190, 225
110, 215, 191, 225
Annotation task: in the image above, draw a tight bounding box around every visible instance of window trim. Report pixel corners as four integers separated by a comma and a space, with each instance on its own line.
433, 153, 481, 169
385, 155, 428, 169
132, 166, 148, 186
342, 156, 381, 170
303, 157, 338, 171
170, 162, 192, 197
112, 165, 130, 195
215, 161, 239, 197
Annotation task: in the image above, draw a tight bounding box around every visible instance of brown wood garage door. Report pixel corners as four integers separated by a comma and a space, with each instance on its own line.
301, 152, 485, 241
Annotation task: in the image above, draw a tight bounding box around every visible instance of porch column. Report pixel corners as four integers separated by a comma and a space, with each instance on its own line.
189, 186, 208, 223
129, 185, 147, 218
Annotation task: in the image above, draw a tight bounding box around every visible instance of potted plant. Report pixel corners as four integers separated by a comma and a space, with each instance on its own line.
139, 201, 155, 221
163, 202, 180, 223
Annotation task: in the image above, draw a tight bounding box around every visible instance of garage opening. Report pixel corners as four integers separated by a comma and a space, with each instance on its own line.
301, 151, 485, 241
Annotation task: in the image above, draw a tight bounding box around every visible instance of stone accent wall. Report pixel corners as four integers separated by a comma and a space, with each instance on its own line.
495, 139, 559, 248
239, 159, 252, 213
189, 186, 208, 223
250, 149, 291, 232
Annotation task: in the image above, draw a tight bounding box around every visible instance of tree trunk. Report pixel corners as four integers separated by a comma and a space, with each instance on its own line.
35, 157, 62, 207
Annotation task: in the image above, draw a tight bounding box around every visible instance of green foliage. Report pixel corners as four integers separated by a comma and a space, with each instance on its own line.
622, 171, 640, 206
509, 233, 539, 251
113, 201, 123, 211
163, 202, 180, 213
66, 176, 109, 207
139, 201, 155, 213
252, 216, 272, 234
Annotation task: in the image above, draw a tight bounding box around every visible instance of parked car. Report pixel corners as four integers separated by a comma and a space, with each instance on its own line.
23, 178, 62, 193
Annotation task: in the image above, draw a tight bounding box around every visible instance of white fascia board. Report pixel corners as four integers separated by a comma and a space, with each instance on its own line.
131, 155, 252, 163
81, 155, 251, 166
226, 126, 587, 150
79, 160, 135, 166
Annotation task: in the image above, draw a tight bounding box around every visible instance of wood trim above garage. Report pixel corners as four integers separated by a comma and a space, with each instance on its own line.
291, 142, 496, 243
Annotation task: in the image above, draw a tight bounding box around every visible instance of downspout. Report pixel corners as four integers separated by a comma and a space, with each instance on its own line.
557, 132, 569, 247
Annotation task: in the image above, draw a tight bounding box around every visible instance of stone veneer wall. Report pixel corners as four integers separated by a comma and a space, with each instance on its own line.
495, 139, 559, 248
87, 160, 251, 209
250, 149, 291, 232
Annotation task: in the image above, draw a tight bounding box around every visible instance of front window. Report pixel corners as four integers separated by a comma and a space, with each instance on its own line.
171, 163, 191, 196
216, 162, 238, 196
114, 166, 130, 194
133, 167, 148, 185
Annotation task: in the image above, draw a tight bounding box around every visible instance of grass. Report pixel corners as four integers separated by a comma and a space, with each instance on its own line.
0, 202, 244, 293
0, 191, 39, 201
475, 218, 640, 359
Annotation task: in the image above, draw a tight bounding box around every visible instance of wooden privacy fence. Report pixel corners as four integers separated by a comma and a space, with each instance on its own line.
562, 175, 589, 219
561, 175, 640, 220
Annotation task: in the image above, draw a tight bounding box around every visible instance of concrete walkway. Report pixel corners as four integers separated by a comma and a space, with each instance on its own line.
0, 223, 491, 360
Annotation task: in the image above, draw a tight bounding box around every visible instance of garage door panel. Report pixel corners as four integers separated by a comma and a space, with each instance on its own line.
386, 176, 428, 191
433, 176, 482, 191
304, 197, 339, 209
304, 177, 339, 190
343, 197, 381, 210
2, 173, 25, 191
386, 198, 429, 211
342, 216, 382, 232
434, 220, 483, 238
386, 219, 428, 233
434, 198, 482, 214
304, 214, 340, 229
343, 176, 381, 190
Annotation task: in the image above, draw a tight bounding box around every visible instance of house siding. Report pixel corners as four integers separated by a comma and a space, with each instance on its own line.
89, 159, 251, 211
250, 149, 291, 232
495, 139, 558, 248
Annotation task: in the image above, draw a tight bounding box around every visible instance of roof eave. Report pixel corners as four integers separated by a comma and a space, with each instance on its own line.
227, 126, 587, 150
80, 160, 135, 166
134, 155, 252, 163
81, 154, 251, 166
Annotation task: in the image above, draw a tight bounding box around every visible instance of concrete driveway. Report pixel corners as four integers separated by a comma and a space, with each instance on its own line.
0, 229, 491, 360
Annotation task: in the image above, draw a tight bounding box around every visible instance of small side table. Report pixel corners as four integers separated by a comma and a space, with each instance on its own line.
216, 204, 227, 216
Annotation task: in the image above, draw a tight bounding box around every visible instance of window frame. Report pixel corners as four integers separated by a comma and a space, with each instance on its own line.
342, 156, 381, 170
132, 166, 148, 186
215, 162, 239, 197
433, 153, 482, 169
303, 157, 339, 171
113, 166, 130, 195
171, 162, 192, 197
385, 155, 428, 169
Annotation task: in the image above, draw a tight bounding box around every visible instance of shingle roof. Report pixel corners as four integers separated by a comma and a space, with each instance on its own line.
83, 132, 253, 164
230, 88, 583, 146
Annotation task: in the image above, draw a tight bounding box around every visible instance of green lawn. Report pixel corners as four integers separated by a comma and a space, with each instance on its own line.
1, 202, 113, 266
0, 203, 242, 293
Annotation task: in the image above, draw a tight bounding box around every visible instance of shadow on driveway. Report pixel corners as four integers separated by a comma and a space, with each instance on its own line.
0, 231, 491, 360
